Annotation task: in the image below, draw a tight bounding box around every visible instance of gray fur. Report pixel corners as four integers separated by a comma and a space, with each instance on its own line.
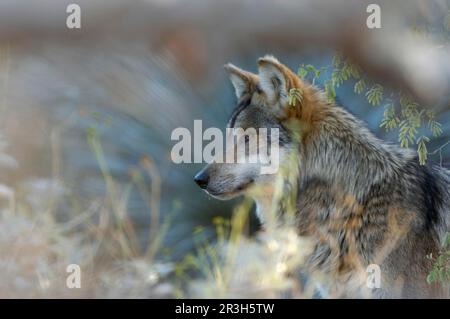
194, 58, 450, 298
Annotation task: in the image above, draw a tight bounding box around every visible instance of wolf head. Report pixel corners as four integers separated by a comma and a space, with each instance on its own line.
194, 56, 314, 201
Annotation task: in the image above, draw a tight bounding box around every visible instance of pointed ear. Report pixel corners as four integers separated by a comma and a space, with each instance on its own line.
224, 63, 256, 99
257, 56, 294, 106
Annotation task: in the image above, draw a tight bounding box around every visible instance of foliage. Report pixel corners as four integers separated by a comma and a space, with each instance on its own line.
288, 38, 449, 290
288, 88, 303, 107
175, 200, 314, 298
426, 233, 450, 285
289, 53, 445, 166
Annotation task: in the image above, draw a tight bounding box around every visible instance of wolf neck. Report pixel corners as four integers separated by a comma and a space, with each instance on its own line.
253, 104, 407, 225
300, 104, 407, 201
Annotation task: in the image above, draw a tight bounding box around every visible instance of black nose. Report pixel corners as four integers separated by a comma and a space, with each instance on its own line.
194, 170, 209, 189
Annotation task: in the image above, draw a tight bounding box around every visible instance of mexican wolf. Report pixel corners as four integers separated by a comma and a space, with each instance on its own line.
194, 55, 450, 298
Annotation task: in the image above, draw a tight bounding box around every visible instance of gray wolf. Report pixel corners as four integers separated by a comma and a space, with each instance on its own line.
194, 55, 450, 298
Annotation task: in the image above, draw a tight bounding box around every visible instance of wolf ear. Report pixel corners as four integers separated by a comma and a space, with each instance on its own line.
258, 56, 293, 108
224, 63, 255, 99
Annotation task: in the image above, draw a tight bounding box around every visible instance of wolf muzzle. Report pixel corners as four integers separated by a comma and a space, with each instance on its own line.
194, 169, 209, 189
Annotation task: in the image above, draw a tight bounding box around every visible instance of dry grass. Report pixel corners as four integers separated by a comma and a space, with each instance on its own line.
0, 124, 318, 298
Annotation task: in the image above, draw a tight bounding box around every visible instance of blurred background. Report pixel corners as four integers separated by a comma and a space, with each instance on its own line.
0, 0, 449, 298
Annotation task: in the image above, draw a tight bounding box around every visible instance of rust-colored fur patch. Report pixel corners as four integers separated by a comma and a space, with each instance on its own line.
257, 57, 328, 127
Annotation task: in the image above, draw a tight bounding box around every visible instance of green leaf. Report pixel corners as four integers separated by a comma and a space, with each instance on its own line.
314, 67, 326, 79
354, 79, 366, 95
341, 63, 351, 81
306, 64, 316, 72
332, 54, 342, 68
417, 136, 430, 165
380, 103, 400, 131
325, 80, 336, 103
349, 64, 361, 79
427, 113, 443, 137
399, 119, 419, 148
400, 93, 419, 110
332, 69, 344, 87
288, 88, 304, 107
365, 84, 384, 106
297, 65, 308, 79
427, 271, 437, 284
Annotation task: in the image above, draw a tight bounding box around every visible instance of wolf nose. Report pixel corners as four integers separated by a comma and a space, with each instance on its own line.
194, 170, 209, 189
